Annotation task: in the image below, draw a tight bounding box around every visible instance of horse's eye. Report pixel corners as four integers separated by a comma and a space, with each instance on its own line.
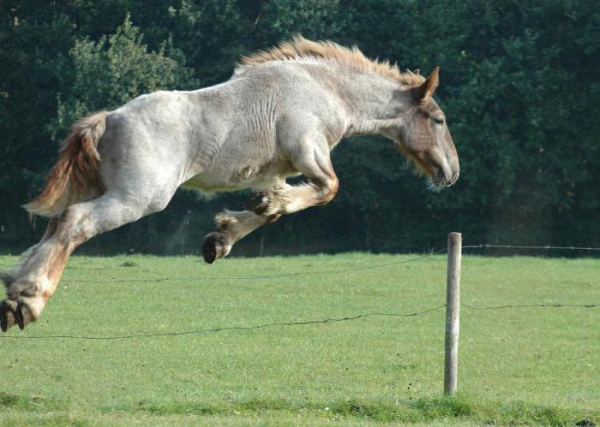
433, 117, 444, 126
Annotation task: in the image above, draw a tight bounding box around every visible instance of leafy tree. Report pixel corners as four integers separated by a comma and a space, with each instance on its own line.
49, 15, 197, 141
1, 0, 599, 254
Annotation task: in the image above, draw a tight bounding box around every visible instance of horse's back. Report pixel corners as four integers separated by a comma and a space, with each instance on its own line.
96, 65, 346, 194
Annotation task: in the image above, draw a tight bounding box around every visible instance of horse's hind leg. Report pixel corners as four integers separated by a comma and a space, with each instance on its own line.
0, 193, 167, 331
5, 217, 58, 277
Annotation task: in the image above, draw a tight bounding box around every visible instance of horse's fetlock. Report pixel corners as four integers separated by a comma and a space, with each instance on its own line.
215, 212, 238, 231
6, 279, 39, 299
260, 190, 289, 216
247, 193, 270, 214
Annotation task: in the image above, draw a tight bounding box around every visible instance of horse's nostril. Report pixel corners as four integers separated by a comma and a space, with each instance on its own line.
433, 169, 446, 186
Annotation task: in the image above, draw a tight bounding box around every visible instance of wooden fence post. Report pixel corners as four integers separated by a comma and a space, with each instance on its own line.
444, 232, 462, 395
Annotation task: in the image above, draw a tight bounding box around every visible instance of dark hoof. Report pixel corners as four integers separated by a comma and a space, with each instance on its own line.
202, 233, 231, 264
202, 235, 217, 264
0, 300, 34, 332
16, 302, 33, 330
0, 300, 17, 332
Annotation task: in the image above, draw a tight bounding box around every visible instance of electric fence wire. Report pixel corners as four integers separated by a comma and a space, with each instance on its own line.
1, 244, 598, 341
0, 303, 448, 340
462, 244, 600, 251
62, 249, 446, 285
1, 302, 597, 341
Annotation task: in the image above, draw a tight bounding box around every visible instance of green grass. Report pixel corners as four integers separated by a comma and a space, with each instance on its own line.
1, 253, 598, 425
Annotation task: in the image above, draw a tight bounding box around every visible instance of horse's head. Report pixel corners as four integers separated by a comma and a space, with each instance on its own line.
392, 67, 459, 190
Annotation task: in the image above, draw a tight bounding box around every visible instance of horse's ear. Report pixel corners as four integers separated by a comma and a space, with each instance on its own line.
414, 66, 439, 103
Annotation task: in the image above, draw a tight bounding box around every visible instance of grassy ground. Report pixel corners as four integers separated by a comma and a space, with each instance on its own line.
0, 253, 598, 425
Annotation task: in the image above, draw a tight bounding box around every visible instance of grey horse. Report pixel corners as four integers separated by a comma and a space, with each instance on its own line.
1, 36, 459, 331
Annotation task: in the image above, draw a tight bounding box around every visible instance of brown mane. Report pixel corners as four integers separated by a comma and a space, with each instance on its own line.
237, 36, 425, 87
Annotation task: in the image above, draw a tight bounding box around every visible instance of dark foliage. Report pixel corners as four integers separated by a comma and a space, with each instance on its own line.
1, 0, 599, 255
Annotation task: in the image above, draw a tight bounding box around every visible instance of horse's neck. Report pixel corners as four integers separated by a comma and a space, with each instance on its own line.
322, 67, 406, 137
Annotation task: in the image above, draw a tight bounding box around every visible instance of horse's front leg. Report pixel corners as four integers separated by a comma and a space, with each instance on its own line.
201, 209, 280, 263
202, 135, 339, 263
251, 177, 339, 216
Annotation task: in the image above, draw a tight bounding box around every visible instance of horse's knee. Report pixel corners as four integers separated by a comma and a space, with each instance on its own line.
317, 176, 339, 205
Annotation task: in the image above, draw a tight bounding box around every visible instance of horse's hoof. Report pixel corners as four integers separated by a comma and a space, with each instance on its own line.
16, 302, 33, 330
202, 235, 217, 264
202, 233, 231, 264
1, 300, 17, 332
0, 300, 34, 332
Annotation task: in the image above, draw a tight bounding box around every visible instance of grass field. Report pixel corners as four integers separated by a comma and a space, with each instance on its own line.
0, 253, 598, 426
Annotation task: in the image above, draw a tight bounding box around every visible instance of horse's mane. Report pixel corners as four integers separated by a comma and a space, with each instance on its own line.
236, 36, 425, 87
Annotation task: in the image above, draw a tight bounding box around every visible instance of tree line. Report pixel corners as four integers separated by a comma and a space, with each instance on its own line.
1, 0, 599, 256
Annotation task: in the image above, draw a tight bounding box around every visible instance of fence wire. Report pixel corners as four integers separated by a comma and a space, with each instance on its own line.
0, 303, 448, 340
463, 303, 599, 310
61, 249, 445, 285
1, 303, 598, 341
463, 244, 600, 251
0, 243, 598, 341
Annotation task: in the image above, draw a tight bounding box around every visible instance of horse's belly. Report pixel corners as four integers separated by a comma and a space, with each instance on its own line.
181, 162, 299, 193
180, 173, 252, 193
181, 170, 270, 193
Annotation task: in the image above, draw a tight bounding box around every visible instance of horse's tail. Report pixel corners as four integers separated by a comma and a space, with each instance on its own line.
24, 111, 109, 218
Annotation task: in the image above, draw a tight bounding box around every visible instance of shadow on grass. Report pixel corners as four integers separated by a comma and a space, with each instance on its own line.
2, 393, 597, 425
0, 392, 90, 427
0, 392, 65, 412
122, 394, 598, 425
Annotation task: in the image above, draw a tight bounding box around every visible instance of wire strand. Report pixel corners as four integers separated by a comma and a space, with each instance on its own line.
462, 244, 600, 251
0, 303, 447, 340
2, 303, 598, 341
463, 303, 599, 310
62, 249, 445, 284
1, 245, 598, 341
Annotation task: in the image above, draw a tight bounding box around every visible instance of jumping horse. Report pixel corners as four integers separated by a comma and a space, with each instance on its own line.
1, 36, 459, 331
